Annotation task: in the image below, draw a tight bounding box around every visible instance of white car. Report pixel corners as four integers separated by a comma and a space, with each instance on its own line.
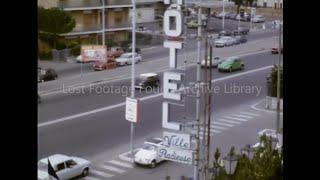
201, 56, 223, 68
38, 154, 91, 180
252, 15, 265, 23
134, 138, 164, 168
253, 129, 281, 150
115, 52, 141, 66
214, 36, 237, 47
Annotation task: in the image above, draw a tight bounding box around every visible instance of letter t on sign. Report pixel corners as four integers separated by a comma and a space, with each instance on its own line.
164, 41, 182, 69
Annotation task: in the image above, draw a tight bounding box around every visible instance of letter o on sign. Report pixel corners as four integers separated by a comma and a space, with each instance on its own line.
164, 9, 182, 37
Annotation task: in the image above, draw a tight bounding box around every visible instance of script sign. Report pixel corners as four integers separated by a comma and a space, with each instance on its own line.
163, 131, 191, 149
158, 146, 193, 165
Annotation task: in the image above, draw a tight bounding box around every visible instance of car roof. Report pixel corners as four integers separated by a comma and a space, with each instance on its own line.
39, 154, 71, 166
140, 73, 158, 77
145, 137, 162, 144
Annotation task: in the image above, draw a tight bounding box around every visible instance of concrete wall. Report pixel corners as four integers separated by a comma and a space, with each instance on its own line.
130, 7, 155, 23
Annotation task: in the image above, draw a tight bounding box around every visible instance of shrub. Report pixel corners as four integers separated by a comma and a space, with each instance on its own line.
38, 51, 52, 60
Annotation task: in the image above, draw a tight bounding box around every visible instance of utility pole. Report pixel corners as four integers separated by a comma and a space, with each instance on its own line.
102, 0, 105, 46
276, 24, 282, 134
222, 0, 225, 30
130, 0, 136, 159
194, 2, 202, 180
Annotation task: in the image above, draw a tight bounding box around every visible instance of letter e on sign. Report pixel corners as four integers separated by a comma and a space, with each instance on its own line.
163, 72, 182, 101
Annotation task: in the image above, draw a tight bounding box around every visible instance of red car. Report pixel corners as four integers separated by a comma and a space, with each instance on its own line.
93, 59, 116, 71
271, 47, 283, 54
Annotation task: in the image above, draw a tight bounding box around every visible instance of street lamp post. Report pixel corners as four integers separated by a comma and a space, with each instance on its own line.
222, 0, 225, 30
130, 0, 136, 159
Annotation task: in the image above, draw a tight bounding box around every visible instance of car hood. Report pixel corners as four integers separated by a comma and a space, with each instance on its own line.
115, 57, 127, 62
215, 39, 226, 43
135, 149, 157, 160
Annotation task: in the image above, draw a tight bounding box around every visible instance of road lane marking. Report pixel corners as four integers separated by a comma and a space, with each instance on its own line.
39, 50, 272, 96
38, 65, 272, 128
108, 160, 134, 168
99, 165, 125, 173
223, 116, 248, 122
217, 119, 242, 124
212, 121, 234, 127
90, 169, 114, 178
84, 176, 101, 180
250, 100, 284, 115
239, 111, 260, 116
231, 114, 254, 119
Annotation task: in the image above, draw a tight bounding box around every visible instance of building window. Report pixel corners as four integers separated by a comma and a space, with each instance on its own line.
280, 3, 283, 9
263, 2, 267, 8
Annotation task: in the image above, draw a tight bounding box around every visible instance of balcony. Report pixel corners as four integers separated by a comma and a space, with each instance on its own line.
61, 22, 132, 36
58, 0, 133, 11
58, 0, 102, 11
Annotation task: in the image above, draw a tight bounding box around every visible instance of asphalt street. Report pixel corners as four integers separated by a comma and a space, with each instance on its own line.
38, 51, 276, 161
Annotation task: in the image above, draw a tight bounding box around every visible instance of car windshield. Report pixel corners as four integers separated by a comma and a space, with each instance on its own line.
121, 54, 131, 58
142, 144, 156, 150
38, 161, 48, 171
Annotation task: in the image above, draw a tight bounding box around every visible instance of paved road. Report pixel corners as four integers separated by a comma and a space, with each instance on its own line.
39, 29, 277, 79
38, 52, 276, 159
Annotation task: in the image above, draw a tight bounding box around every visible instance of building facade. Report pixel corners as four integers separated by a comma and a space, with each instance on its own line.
257, 0, 283, 8
38, 0, 133, 45
129, 0, 166, 23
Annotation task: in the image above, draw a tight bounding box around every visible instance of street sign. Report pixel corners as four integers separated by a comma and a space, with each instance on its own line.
163, 131, 191, 149
158, 146, 194, 165
125, 97, 139, 123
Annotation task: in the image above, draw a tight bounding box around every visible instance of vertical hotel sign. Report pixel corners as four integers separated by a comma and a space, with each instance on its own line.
159, 0, 194, 165
162, 0, 184, 131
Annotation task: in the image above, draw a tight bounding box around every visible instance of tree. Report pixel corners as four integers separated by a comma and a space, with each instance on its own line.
38, 7, 76, 49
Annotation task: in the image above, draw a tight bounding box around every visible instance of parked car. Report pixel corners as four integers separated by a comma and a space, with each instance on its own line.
38, 68, 58, 82
134, 138, 164, 168
201, 56, 223, 68
214, 36, 237, 47
252, 15, 265, 23
234, 35, 247, 44
108, 46, 124, 58
218, 56, 244, 72
216, 12, 230, 19
186, 20, 198, 28
135, 73, 160, 90
219, 30, 233, 37
233, 27, 250, 35
38, 154, 91, 180
271, 46, 283, 54
115, 52, 141, 66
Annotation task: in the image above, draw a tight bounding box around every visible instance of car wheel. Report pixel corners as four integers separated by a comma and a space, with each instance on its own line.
81, 168, 89, 177
150, 160, 156, 168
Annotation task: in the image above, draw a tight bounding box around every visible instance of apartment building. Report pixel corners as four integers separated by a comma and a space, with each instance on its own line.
129, 0, 166, 23
38, 0, 133, 44
257, 0, 283, 8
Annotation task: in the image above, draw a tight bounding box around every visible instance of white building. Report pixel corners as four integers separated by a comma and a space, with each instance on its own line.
129, 0, 165, 23
257, 0, 283, 8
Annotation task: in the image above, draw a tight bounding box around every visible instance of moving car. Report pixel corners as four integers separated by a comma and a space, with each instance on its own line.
201, 56, 223, 68
134, 138, 164, 168
214, 36, 237, 47
218, 56, 244, 72
271, 46, 283, 54
93, 59, 116, 71
234, 35, 247, 44
186, 20, 198, 28
251, 15, 265, 23
135, 73, 160, 90
38, 154, 91, 180
115, 52, 141, 66
38, 68, 58, 82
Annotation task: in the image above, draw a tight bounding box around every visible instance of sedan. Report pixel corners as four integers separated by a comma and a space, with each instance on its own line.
135, 73, 160, 90
38, 154, 91, 180
38, 68, 58, 82
214, 36, 237, 47
115, 52, 141, 66
271, 47, 283, 54
218, 56, 244, 72
234, 35, 247, 44
134, 138, 164, 168
201, 56, 223, 68
252, 15, 265, 23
